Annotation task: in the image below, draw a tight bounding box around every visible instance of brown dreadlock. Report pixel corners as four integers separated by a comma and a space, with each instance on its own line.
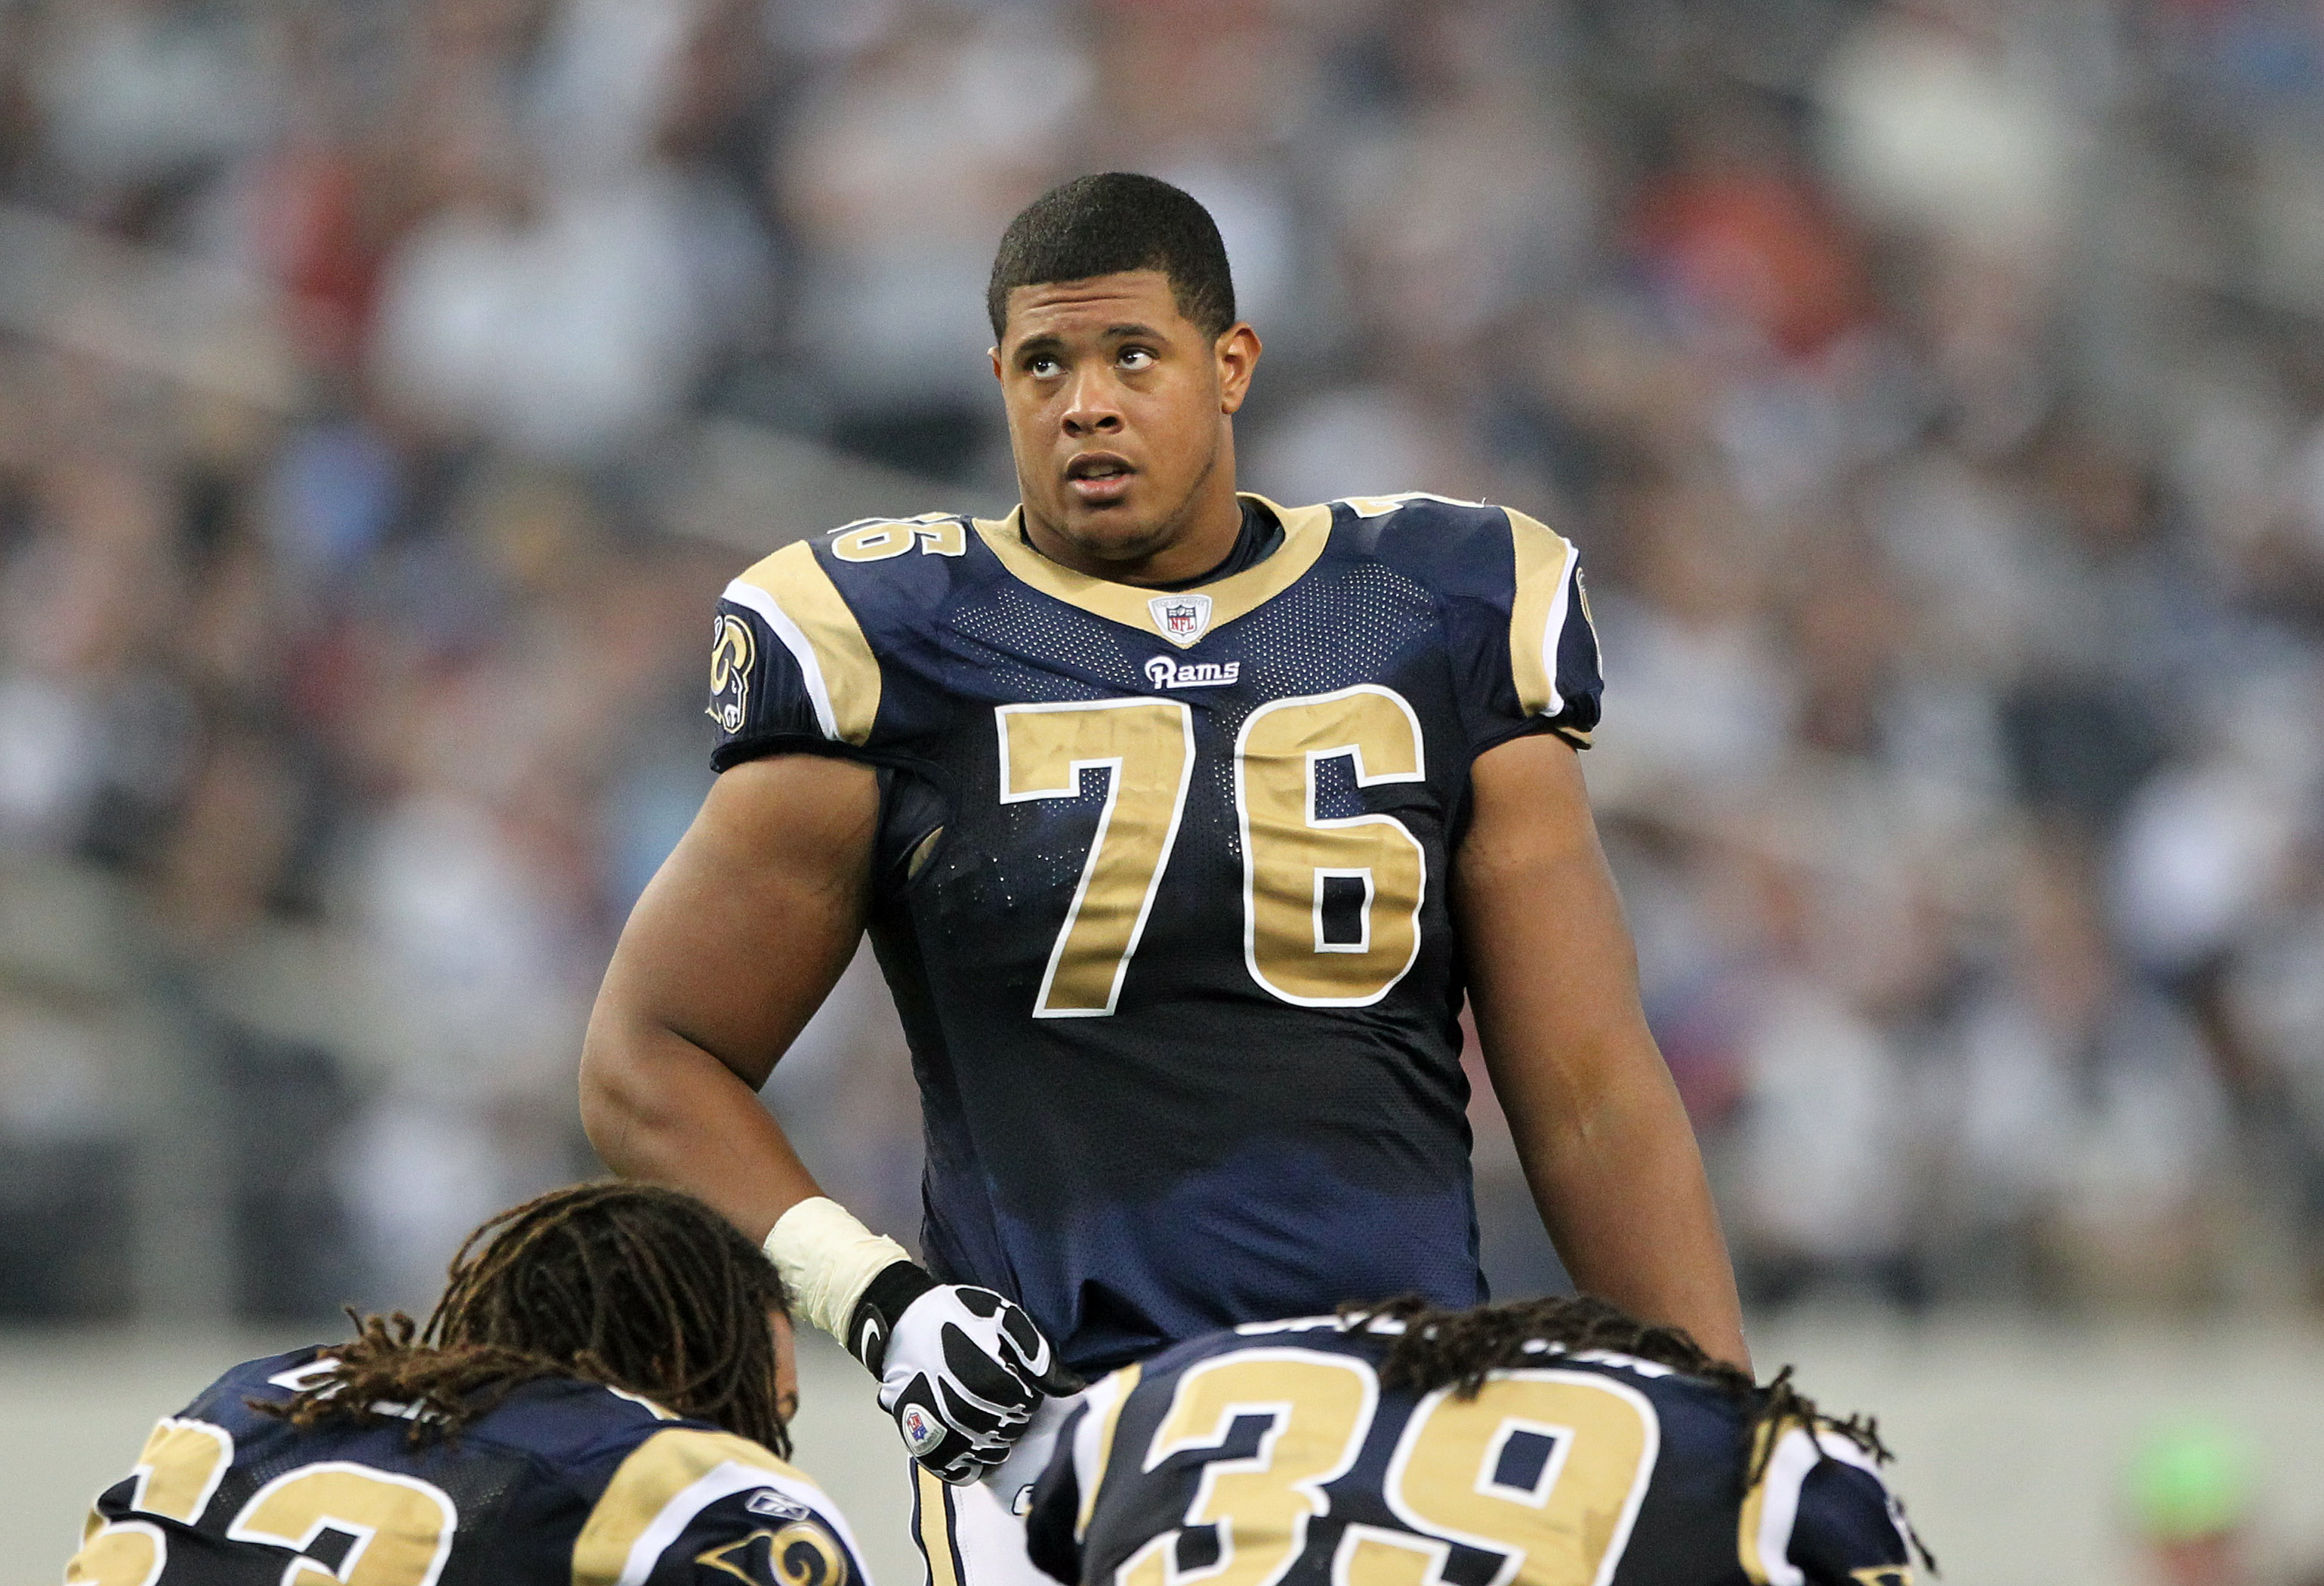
260, 1182, 794, 1457
1341, 1294, 1936, 1575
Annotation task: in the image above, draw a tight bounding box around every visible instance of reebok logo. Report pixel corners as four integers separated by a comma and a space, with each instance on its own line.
1145, 656, 1240, 689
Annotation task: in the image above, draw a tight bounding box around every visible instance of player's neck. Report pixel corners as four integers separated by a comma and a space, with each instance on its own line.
1021, 477, 1246, 588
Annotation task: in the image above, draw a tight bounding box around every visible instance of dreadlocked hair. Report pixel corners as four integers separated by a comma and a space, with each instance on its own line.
1341, 1294, 1894, 1488
260, 1182, 793, 1457
1341, 1297, 1940, 1577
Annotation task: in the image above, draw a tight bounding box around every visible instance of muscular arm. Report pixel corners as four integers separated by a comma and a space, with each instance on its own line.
580, 753, 880, 1242
1454, 733, 1750, 1372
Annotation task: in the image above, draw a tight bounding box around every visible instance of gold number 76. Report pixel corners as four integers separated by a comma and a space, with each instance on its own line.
996, 687, 1427, 1018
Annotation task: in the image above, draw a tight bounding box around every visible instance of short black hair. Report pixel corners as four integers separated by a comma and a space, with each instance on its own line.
987, 172, 1237, 343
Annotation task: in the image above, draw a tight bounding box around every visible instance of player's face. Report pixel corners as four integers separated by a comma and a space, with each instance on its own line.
993, 270, 1261, 584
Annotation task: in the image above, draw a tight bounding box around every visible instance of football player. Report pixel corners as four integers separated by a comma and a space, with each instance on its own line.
581, 172, 1747, 1582
1022, 1294, 1929, 1586
63, 1183, 868, 1586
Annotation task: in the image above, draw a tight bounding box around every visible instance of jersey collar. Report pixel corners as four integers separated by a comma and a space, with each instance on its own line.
971, 493, 1333, 650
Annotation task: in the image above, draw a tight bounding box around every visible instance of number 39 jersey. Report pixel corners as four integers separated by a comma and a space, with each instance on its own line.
709, 492, 1604, 1376
66, 1347, 869, 1586
1022, 1321, 1919, 1586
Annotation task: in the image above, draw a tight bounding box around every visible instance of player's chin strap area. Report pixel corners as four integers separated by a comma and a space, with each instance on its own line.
764, 1196, 1084, 1484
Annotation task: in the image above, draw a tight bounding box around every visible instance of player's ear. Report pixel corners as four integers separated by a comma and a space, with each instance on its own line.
1216, 323, 1261, 415
990, 346, 1004, 383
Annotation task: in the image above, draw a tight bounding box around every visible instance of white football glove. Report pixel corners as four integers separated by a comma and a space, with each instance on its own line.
849, 1260, 1083, 1484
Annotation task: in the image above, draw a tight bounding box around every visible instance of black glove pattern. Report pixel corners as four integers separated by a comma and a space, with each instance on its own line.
848, 1261, 1083, 1484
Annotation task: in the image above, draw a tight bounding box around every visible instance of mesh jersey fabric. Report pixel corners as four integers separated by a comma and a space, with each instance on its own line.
709, 492, 1603, 1375
67, 1346, 867, 1586
1023, 1319, 1919, 1586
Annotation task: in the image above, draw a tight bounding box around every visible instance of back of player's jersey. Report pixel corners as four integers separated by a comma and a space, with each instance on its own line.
1023, 1321, 1918, 1586
63, 1347, 870, 1586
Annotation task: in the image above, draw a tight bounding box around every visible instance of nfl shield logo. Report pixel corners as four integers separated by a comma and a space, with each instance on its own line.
1148, 591, 1213, 646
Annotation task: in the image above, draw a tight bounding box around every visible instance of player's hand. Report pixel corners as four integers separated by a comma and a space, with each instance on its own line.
847, 1260, 1083, 1483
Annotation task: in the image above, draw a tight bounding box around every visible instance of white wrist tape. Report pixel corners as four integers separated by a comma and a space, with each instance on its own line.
762, 1196, 914, 1342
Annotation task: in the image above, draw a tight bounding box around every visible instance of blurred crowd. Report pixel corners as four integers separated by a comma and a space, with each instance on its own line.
2, 0, 2324, 1330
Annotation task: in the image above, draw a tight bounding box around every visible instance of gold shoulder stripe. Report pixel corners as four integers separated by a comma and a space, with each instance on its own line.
1505, 507, 1578, 718
726, 542, 882, 745
573, 1427, 824, 1586
1737, 1420, 1779, 1585
1078, 1361, 1141, 1538
1739, 1416, 1839, 1586
970, 494, 1333, 650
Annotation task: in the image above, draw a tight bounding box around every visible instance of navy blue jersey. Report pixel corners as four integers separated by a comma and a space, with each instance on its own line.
64, 1347, 869, 1586
1022, 1319, 1918, 1586
709, 493, 1603, 1375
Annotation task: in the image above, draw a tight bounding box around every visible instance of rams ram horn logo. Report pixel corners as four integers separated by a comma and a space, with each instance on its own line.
708, 612, 755, 733
697, 1521, 850, 1586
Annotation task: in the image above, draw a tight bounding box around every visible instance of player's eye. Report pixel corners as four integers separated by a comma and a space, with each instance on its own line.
1118, 347, 1155, 371
1024, 354, 1062, 378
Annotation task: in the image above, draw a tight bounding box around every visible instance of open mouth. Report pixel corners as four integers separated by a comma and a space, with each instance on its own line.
1065, 453, 1136, 505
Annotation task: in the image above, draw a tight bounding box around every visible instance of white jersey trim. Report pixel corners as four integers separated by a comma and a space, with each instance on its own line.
616, 1464, 870, 1586
722, 576, 840, 742
1746, 1427, 1906, 1585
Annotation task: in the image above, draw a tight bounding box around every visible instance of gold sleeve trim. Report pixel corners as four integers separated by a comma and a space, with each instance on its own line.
1737, 1419, 1778, 1585
572, 1427, 811, 1586
971, 494, 1333, 650
1506, 508, 1577, 719
732, 542, 883, 745
1739, 1415, 1842, 1586
1079, 1361, 1142, 1538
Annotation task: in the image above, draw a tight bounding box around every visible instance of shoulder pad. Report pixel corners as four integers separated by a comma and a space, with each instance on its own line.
1334, 491, 1503, 524
818, 511, 975, 566
573, 1425, 863, 1586
721, 541, 883, 745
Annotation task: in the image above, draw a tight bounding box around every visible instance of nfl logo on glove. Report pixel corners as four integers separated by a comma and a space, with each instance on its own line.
900, 1403, 942, 1455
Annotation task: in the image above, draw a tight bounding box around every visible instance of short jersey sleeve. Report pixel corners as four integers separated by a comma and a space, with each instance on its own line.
1739, 1424, 1919, 1585
1500, 507, 1603, 750
709, 542, 885, 770
572, 1427, 873, 1586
